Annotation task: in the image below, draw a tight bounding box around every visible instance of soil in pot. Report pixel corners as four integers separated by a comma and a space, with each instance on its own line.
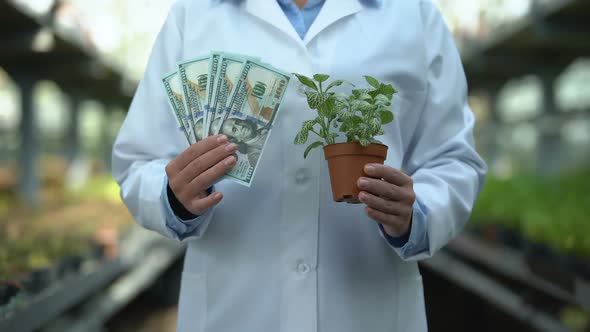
324, 143, 388, 203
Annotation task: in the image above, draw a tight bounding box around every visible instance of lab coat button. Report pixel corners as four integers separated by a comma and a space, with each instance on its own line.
295, 168, 309, 184
296, 263, 310, 274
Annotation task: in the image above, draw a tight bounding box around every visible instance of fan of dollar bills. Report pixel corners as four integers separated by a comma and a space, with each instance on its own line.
162, 52, 291, 187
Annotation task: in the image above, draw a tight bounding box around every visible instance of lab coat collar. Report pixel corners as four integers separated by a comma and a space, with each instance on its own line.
243, 0, 303, 46
241, 0, 370, 47
303, 0, 365, 44
212, 0, 383, 6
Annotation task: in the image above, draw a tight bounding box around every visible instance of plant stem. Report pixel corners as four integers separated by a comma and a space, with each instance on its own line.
310, 128, 321, 138
318, 116, 332, 145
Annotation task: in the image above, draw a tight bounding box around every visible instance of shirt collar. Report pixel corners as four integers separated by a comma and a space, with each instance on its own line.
276, 0, 323, 7
212, 0, 383, 7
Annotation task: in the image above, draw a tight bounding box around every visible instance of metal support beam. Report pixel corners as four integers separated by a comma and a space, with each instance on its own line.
65, 95, 81, 163
537, 73, 562, 175
4, 59, 110, 82
465, 55, 570, 81
532, 22, 590, 48
17, 76, 39, 208
101, 108, 113, 172
531, 0, 590, 47
484, 88, 502, 166
0, 30, 40, 57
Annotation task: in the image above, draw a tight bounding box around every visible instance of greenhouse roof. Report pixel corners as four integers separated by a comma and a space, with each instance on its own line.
463, 0, 590, 89
0, 0, 133, 106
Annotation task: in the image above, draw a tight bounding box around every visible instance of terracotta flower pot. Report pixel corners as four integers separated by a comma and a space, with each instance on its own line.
324, 142, 388, 203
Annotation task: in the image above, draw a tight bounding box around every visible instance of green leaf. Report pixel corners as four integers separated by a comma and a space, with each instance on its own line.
305, 91, 329, 109
293, 73, 318, 91
325, 79, 353, 92
368, 89, 379, 99
364, 75, 380, 89
304, 141, 324, 159
359, 137, 371, 147
374, 94, 390, 106
325, 79, 343, 91
351, 115, 363, 126
333, 99, 347, 113
380, 83, 396, 99
359, 123, 369, 136
359, 92, 372, 101
302, 119, 315, 132
368, 118, 381, 132
351, 100, 372, 113
313, 74, 330, 83
319, 96, 337, 118
379, 110, 394, 125
333, 91, 347, 98
294, 129, 309, 145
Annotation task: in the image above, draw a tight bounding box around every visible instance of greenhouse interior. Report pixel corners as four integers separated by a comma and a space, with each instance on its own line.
0, 0, 589, 331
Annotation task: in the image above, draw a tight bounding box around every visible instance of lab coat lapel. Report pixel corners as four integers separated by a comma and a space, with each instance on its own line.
244, 0, 304, 46
304, 0, 364, 44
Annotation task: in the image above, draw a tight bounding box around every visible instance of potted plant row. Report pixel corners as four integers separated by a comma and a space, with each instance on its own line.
293, 73, 396, 203
470, 172, 590, 281
0, 236, 106, 313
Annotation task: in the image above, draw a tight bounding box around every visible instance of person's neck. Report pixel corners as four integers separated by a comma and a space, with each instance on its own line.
293, 0, 309, 9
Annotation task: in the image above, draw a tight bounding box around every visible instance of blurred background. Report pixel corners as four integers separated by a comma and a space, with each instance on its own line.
0, 0, 588, 331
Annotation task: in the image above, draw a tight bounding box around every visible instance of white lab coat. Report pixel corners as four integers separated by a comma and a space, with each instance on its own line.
112, 0, 487, 331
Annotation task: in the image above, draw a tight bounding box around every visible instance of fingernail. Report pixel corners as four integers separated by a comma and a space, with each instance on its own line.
214, 192, 222, 200
358, 192, 367, 201
365, 165, 375, 174
358, 178, 369, 188
217, 135, 228, 143
225, 156, 236, 166
225, 143, 237, 152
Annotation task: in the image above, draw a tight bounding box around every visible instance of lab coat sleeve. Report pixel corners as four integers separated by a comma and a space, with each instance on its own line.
377, 198, 429, 258
391, 0, 487, 261
161, 177, 215, 240
112, 2, 215, 241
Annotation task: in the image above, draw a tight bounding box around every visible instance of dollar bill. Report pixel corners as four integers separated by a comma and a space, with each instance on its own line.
208, 53, 259, 136
215, 60, 290, 186
178, 55, 209, 141
162, 71, 195, 145
204, 52, 221, 137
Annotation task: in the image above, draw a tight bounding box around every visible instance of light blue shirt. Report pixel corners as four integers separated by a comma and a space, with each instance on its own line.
276, 0, 325, 39
162, 0, 430, 259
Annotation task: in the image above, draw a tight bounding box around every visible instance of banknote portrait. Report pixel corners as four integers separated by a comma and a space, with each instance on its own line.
195, 117, 269, 167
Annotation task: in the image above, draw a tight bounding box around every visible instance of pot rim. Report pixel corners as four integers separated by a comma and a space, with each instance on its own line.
323, 142, 388, 148
323, 142, 388, 160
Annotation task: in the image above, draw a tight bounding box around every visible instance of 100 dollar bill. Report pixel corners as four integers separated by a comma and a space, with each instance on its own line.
204, 53, 221, 137
209, 53, 260, 135
162, 71, 195, 144
216, 60, 290, 186
178, 55, 209, 141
